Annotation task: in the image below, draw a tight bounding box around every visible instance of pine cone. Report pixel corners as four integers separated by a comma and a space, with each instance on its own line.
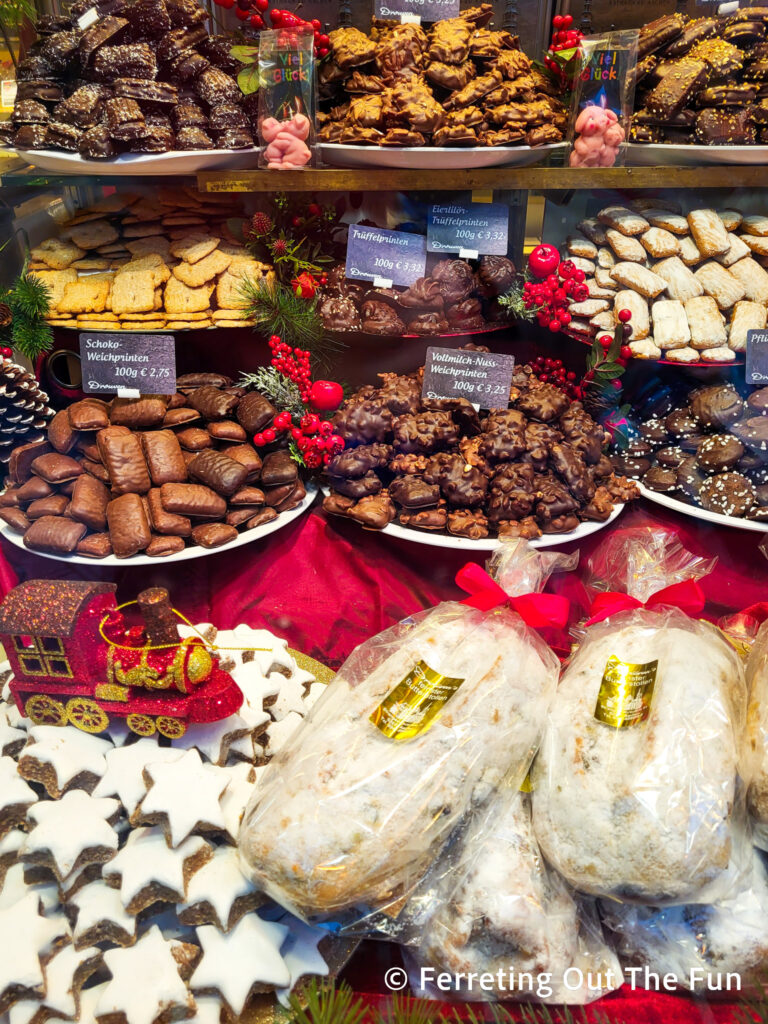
0, 304, 11, 329
0, 359, 53, 465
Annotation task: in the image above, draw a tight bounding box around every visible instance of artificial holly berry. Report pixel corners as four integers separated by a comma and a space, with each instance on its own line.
249, 12, 263, 26
307, 203, 322, 218
617, 308, 632, 323
300, 412, 321, 434
235, 7, 249, 19
253, 432, 265, 446
620, 345, 632, 360
274, 411, 292, 430
309, 379, 343, 412
611, 379, 622, 391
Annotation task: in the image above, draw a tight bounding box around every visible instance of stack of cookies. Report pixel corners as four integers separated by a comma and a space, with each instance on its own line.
614, 383, 768, 523
317, 7, 566, 149
563, 199, 768, 364
29, 189, 271, 332
0, 0, 257, 158
630, 10, 768, 146
0, 375, 308, 560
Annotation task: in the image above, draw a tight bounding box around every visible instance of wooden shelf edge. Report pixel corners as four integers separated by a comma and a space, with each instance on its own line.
196, 164, 768, 193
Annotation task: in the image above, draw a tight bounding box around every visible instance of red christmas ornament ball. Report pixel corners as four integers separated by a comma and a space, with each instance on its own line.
309, 380, 344, 412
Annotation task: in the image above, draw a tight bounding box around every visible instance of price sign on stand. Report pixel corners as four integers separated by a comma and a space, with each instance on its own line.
427, 202, 509, 260
422, 346, 515, 409
345, 225, 427, 288
747, 330, 768, 386
375, 0, 460, 21
81, 334, 176, 396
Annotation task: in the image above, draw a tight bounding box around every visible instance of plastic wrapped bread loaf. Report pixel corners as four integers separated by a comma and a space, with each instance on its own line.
746, 621, 768, 850
532, 530, 749, 905
406, 787, 623, 1004
601, 846, 768, 996
239, 542, 566, 921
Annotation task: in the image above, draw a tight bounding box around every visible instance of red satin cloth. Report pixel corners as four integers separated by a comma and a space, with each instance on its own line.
1, 494, 764, 1021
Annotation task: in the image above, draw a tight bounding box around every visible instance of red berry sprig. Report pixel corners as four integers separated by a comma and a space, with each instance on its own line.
530, 356, 581, 401
268, 333, 312, 402
523, 258, 587, 332
543, 14, 584, 92
219, 0, 330, 59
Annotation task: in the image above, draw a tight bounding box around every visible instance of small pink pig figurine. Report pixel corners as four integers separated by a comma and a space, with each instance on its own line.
261, 114, 312, 169
569, 105, 625, 167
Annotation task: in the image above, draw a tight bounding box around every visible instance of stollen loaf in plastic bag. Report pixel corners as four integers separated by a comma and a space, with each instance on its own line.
601, 845, 768, 996
404, 786, 623, 1004
239, 540, 568, 921
746, 621, 768, 850
532, 527, 749, 904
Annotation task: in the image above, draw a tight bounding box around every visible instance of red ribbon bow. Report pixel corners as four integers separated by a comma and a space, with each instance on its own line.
456, 562, 570, 631
585, 578, 706, 626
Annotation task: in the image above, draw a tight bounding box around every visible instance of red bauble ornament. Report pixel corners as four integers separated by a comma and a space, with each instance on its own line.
249, 12, 264, 27
309, 380, 343, 412
235, 6, 249, 18
528, 243, 561, 279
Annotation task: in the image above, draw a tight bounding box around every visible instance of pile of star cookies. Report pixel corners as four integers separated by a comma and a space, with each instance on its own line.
28, 188, 273, 332
562, 199, 768, 364
0, 625, 349, 1023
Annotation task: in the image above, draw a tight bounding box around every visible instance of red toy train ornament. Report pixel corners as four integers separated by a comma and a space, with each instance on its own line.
0, 581, 243, 738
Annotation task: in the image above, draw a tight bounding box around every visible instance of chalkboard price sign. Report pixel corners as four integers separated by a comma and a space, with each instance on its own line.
81, 333, 176, 395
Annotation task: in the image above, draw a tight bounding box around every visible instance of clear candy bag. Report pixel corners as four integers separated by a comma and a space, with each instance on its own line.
403, 786, 623, 1005
532, 528, 750, 905
257, 28, 316, 169
238, 541, 569, 922
601, 845, 768, 997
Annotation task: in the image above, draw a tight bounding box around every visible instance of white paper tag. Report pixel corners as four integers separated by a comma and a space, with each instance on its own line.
0, 80, 17, 110
400, 12, 421, 22
373, 275, 394, 289
716, 0, 739, 13
117, 387, 141, 399
459, 247, 480, 260
77, 7, 99, 28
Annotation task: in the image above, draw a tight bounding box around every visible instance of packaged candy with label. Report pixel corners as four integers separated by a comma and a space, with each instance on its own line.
532, 526, 750, 905
257, 28, 316, 169
238, 540, 571, 922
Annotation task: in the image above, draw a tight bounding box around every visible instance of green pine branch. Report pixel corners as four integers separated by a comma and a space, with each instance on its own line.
0, 274, 53, 361
237, 365, 304, 416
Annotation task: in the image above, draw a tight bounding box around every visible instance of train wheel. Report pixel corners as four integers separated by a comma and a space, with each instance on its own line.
126, 714, 156, 737
155, 716, 186, 739
66, 698, 109, 734
25, 694, 66, 726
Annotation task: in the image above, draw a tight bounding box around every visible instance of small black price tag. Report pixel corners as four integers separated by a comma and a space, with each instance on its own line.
422, 346, 515, 409
427, 202, 509, 258
374, 0, 460, 21
80, 333, 176, 395
747, 329, 768, 387
345, 225, 427, 288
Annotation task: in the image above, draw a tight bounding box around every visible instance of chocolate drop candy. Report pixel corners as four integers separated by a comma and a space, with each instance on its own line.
160, 483, 227, 518
69, 474, 110, 532
76, 533, 113, 558
187, 449, 248, 497
107, 493, 152, 558
146, 488, 192, 537
24, 515, 87, 554
191, 523, 238, 548
31, 453, 84, 484
140, 430, 188, 486
97, 427, 151, 495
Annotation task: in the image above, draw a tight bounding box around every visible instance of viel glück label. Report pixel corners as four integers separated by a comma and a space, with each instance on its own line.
427, 201, 509, 258
345, 225, 427, 288
594, 655, 658, 729
81, 333, 176, 396
369, 660, 465, 741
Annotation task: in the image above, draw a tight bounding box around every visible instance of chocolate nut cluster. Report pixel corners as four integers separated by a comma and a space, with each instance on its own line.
0, 374, 306, 559
617, 382, 768, 522
0, 0, 256, 158
322, 359, 636, 539
630, 9, 768, 146
317, 6, 566, 149
317, 256, 516, 336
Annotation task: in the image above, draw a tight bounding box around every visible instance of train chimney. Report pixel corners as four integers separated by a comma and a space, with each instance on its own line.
137, 588, 179, 645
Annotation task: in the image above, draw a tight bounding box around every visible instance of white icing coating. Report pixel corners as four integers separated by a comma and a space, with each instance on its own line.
105, 826, 211, 910
0, 755, 36, 816
137, 749, 227, 847
97, 925, 194, 1024
8, 997, 39, 1024
37, 942, 101, 1017
73, 980, 108, 1024
275, 915, 329, 1007
69, 879, 137, 946
190, 915, 290, 1015
0, 892, 69, 1001
304, 683, 326, 710
0, 863, 58, 915
264, 712, 303, 757
93, 739, 184, 816
177, 708, 267, 766
267, 673, 307, 721
182, 845, 257, 931
187, 994, 223, 1024
225, 732, 257, 763
22, 790, 119, 881
20, 726, 113, 791
209, 763, 256, 844
0, 827, 24, 860
0, 718, 26, 758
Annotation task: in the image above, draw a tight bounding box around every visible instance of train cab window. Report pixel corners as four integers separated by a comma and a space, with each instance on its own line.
45, 658, 72, 678
19, 655, 44, 675
13, 635, 37, 652
40, 637, 65, 654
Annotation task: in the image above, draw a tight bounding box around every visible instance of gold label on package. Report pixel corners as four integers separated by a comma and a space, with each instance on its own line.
369, 660, 465, 741
594, 655, 658, 729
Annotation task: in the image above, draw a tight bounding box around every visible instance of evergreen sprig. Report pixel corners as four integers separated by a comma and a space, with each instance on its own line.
288, 981, 367, 1024
237, 365, 304, 416
0, 273, 53, 361
239, 278, 343, 369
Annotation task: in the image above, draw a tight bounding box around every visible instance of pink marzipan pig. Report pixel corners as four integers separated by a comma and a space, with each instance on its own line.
261, 114, 312, 169
569, 105, 625, 168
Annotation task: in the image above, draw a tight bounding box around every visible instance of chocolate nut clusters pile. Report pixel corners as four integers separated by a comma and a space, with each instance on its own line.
616, 383, 768, 522
317, 6, 566, 149
630, 9, 768, 146
0, 374, 306, 560
317, 255, 516, 336
322, 359, 636, 539
0, 0, 255, 158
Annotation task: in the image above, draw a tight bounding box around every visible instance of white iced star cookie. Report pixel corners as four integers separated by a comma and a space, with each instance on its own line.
0, 891, 69, 1013
190, 915, 290, 1017
18, 726, 113, 799
34, 943, 102, 1020
0, 709, 26, 759
132, 749, 228, 848
20, 790, 119, 883
276, 914, 330, 1007
0, 755, 36, 838
263, 712, 304, 757
176, 706, 269, 767
208, 762, 261, 843
93, 739, 184, 816
96, 925, 196, 1024
103, 826, 212, 915
178, 845, 262, 932
0, 862, 58, 914
69, 878, 138, 949
0, 828, 24, 887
